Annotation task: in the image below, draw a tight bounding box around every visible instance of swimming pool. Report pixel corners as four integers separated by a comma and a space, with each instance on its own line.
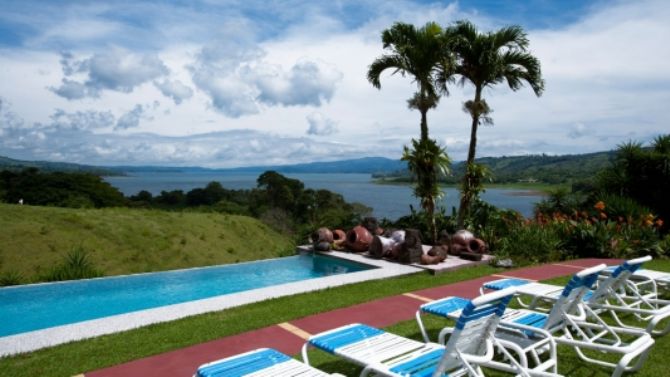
0, 254, 374, 337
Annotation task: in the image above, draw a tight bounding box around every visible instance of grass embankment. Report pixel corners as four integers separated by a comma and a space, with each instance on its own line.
0, 203, 295, 284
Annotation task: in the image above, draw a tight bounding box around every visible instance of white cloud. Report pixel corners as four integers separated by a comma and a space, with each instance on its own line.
51, 48, 169, 99
115, 104, 149, 130
154, 79, 193, 105
306, 112, 338, 136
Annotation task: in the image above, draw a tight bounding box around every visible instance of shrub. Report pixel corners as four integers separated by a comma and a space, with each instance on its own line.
42, 246, 102, 282
0, 271, 24, 286
496, 222, 563, 266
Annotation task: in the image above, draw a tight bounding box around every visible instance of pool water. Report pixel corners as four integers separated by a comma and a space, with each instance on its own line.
0, 254, 374, 337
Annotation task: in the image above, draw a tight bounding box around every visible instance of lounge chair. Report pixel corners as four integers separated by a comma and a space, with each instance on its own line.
302, 287, 562, 376
600, 259, 670, 295
195, 347, 345, 377
417, 264, 655, 377
480, 257, 670, 336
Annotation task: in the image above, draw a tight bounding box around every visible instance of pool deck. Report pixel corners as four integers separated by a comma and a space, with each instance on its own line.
80, 258, 621, 377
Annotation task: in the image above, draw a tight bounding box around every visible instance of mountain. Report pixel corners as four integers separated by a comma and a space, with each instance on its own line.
0, 156, 122, 176
225, 157, 406, 174
375, 151, 616, 184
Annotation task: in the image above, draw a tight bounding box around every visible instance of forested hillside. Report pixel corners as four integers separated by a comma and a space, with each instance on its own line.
375, 151, 615, 184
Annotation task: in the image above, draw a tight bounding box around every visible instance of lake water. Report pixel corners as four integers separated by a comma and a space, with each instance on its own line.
105, 172, 543, 219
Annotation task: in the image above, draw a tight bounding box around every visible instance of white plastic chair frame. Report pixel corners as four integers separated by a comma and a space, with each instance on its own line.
421, 264, 655, 377
303, 287, 559, 377
480, 257, 670, 336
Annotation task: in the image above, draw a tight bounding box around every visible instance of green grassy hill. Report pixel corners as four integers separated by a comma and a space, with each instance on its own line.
0, 204, 295, 284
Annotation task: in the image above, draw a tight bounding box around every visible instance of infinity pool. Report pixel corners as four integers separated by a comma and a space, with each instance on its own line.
0, 254, 374, 337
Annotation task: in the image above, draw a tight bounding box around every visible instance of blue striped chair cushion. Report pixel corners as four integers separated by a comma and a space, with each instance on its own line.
482, 278, 530, 291
196, 348, 290, 377
309, 324, 384, 353
421, 297, 469, 317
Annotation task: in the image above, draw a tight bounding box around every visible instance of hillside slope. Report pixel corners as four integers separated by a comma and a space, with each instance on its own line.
0, 204, 295, 284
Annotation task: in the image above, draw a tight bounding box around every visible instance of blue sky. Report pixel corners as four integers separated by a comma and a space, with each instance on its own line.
0, 0, 668, 167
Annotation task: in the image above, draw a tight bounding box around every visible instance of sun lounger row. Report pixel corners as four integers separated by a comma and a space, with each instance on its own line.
195, 257, 669, 377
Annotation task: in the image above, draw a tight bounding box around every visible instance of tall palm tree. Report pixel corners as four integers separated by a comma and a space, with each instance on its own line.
442, 21, 544, 226
368, 21, 455, 242
367, 21, 450, 141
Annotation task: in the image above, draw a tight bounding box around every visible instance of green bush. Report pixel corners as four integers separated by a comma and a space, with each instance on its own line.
0, 271, 24, 286
42, 246, 102, 282
496, 222, 563, 266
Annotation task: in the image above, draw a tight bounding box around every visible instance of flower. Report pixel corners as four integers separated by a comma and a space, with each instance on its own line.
594, 201, 606, 211
656, 218, 664, 228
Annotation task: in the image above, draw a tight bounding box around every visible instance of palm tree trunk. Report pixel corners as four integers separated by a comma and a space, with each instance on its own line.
420, 108, 428, 141
458, 86, 482, 228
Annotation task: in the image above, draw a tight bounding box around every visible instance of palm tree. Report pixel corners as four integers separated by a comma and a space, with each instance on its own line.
402, 137, 451, 242
367, 21, 451, 141
368, 21, 455, 242
442, 21, 544, 226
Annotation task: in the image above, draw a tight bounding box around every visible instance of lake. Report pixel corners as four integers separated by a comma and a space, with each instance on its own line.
104, 172, 543, 219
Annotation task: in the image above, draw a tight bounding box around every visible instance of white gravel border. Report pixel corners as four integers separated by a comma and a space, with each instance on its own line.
0, 251, 421, 356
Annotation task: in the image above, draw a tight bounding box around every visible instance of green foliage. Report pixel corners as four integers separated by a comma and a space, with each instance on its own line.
0, 168, 125, 207
401, 138, 451, 242
496, 222, 563, 266
464, 199, 522, 252
535, 187, 586, 216
42, 246, 102, 282
597, 135, 670, 226
0, 271, 24, 286
458, 162, 491, 225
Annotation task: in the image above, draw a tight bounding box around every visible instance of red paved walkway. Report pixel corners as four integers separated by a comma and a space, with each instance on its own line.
85, 258, 618, 377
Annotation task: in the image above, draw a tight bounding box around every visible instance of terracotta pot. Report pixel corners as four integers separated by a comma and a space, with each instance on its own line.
311, 227, 333, 244
468, 238, 487, 254
346, 225, 373, 252
332, 229, 346, 242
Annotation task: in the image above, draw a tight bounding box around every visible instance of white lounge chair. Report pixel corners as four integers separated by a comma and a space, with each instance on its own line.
480, 257, 670, 336
303, 287, 562, 377
601, 259, 670, 295
418, 264, 655, 377
195, 348, 344, 377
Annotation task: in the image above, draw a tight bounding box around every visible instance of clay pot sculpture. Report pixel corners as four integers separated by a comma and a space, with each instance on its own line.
449, 230, 475, 256
450, 229, 487, 261
310, 227, 334, 252
331, 229, 347, 250
398, 228, 423, 264
368, 235, 395, 258
346, 225, 373, 253
421, 245, 448, 265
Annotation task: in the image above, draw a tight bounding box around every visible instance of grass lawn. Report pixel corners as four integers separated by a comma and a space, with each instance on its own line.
0, 204, 295, 284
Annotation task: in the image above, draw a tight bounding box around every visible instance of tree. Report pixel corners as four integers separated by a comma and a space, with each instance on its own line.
443, 21, 544, 226
402, 138, 451, 242
367, 21, 452, 141
368, 22, 455, 241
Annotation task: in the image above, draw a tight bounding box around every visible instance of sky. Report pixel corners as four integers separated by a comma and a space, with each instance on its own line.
0, 0, 668, 168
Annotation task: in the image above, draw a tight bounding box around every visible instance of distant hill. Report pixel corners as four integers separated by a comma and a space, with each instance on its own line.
225, 156, 407, 174
375, 151, 615, 184
0, 156, 121, 176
